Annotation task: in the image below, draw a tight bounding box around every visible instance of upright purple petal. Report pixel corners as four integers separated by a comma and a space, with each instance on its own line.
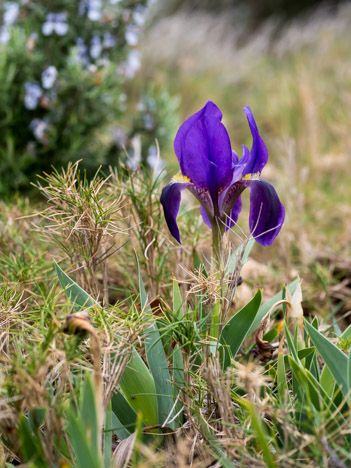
230, 150, 245, 183
174, 101, 233, 193
160, 182, 190, 243
232, 150, 239, 166
232, 164, 245, 184
241, 107, 269, 176
243, 179, 285, 246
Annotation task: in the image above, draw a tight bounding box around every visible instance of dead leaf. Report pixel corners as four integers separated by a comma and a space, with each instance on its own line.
113, 432, 136, 468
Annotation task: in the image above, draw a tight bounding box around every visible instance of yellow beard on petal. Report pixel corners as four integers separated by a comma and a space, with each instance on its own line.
172, 174, 191, 183
243, 172, 260, 181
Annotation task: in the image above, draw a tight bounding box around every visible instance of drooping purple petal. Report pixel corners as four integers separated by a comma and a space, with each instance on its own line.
174, 101, 233, 193
200, 206, 212, 228
201, 194, 241, 231
160, 182, 190, 243
241, 107, 268, 176
224, 196, 242, 231
242, 179, 285, 246
219, 180, 246, 217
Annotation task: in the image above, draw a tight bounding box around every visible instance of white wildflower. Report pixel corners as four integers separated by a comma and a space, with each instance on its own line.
41, 66, 57, 89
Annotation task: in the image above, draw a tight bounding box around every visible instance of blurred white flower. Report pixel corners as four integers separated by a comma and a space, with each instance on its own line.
136, 100, 145, 112
103, 33, 116, 48
4, 2, 19, 25
123, 49, 141, 78
75, 37, 89, 65
127, 135, 142, 171
96, 57, 110, 67
0, 27, 10, 44
111, 126, 127, 148
125, 24, 139, 46
41, 65, 57, 89
109, 0, 122, 4
143, 113, 154, 131
88, 63, 98, 73
90, 36, 102, 59
24, 82, 42, 110
29, 118, 49, 143
42, 13, 68, 36
87, 0, 102, 21
133, 6, 146, 27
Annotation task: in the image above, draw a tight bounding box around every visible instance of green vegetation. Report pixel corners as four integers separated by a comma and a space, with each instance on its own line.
1, 2, 351, 467
0, 0, 179, 195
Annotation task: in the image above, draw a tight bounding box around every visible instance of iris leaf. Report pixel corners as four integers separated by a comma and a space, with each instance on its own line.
136, 255, 176, 429
54, 261, 158, 426
304, 319, 349, 395
220, 289, 262, 369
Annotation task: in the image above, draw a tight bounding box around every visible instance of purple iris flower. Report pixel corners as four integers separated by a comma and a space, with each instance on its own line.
160, 101, 285, 246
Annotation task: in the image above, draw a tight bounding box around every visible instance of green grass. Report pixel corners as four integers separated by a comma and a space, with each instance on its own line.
0, 160, 350, 467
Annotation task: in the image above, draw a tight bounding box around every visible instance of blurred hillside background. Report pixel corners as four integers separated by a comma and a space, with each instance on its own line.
143, 0, 351, 322
1, 0, 351, 319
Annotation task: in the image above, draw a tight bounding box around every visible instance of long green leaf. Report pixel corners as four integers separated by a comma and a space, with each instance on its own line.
137, 256, 176, 429
284, 323, 299, 362
103, 402, 112, 468
54, 262, 158, 426
80, 374, 99, 459
277, 352, 286, 400
304, 319, 349, 395
173, 278, 184, 319
67, 410, 102, 468
18, 415, 46, 467
320, 364, 335, 397
220, 289, 262, 368
288, 355, 340, 420
341, 324, 351, 340
172, 344, 184, 426
227, 238, 255, 275
111, 391, 135, 437
239, 399, 277, 468
118, 349, 158, 427
248, 279, 298, 335
54, 261, 98, 310
288, 356, 321, 411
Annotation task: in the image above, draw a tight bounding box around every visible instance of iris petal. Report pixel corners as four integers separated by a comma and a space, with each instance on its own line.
200, 206, 212, 228
224, 197, 242, 231
201, 196, 241, 231
232, 150, 239, 166
160, 182, 190, 243
241, 107, 268, 176
174, 101, 233, 193
242, 179, 285, 246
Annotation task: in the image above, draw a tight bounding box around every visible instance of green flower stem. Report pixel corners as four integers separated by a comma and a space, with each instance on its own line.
211, 218, 225, 273
210, 217, 225, 341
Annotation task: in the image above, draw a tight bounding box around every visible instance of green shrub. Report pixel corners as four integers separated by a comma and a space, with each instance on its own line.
0, 0, 179, 196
